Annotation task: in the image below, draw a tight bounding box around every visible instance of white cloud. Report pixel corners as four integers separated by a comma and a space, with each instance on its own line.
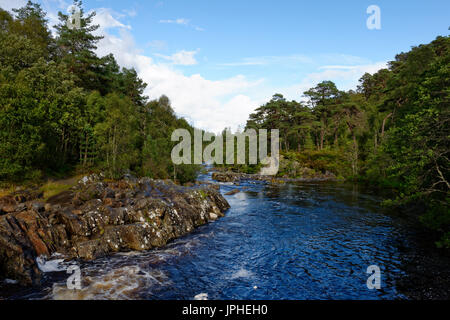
318, 63, 387, 71
155, 50, 199, 66
219, 55, 313, 67
159, 18, 189, 25
0, 0, 27, 12
319, 65, 361, 70
281, 62, 388, 100
159, 18, 204, 32
37, 4, 131, 36
95, 28, 262, 133
44, 0, 69, 10
123, 8, 137, 17
308, 62, 388, 85
93, 8, 131, 31
0, 0, 63, 35
93, 16, 387, 133
5, 1, 387, 133
318, 54, 372, 65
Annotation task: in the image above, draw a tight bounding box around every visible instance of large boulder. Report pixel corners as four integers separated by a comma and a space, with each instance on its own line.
211, 172, 241, 182
0, 178, 230, 285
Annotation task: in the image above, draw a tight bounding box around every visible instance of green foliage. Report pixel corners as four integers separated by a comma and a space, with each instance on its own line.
0, 1, 448, 246
140, 98, 201, 183
12, 1, 53, 58
241, 36, 450, 247
0, 1, 200, 184
278, 150, 350, 178
40, 181, 75, 200
436, 232, 450, 249
0, 32, 43, 72
94, 93, 140, 178
54, 0, 104, 91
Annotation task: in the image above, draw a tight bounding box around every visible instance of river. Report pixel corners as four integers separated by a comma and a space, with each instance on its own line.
1, 170, 449, 300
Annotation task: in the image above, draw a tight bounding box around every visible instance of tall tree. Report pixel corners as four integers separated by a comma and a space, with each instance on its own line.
12, 1, 53, 59
304, 81, 340, 150
54, 0, 104, 90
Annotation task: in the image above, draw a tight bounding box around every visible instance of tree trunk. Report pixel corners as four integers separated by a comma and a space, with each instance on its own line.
374, 132, 378, 152
334, 128, 338, 147
352, 133, 358, 175
347, 122, 359, 176
112, 126, 117, 177
320, 129, 325, 150
381, 113, 393, 139
83, 132, 88, 167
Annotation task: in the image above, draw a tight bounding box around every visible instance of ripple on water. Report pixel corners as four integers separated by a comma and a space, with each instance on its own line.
3, 174, 449, 300
230, 268, 254, 280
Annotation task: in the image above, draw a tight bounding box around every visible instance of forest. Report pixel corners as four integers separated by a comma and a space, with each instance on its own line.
0, 1, 199, 185
0, 1, 448, 247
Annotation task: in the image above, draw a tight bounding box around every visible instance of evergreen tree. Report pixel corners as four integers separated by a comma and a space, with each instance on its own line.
54, 0, 104, 90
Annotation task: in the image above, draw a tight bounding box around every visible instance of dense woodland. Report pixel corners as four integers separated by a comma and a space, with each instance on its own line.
241, 36, 449, 247
0, 1, 448, 247
0, 1, 199, 184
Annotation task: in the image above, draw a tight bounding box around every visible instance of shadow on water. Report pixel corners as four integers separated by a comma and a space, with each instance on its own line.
1, 172, 449, 300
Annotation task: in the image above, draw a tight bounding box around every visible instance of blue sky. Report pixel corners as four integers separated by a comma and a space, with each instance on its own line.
1, 0, 449, 132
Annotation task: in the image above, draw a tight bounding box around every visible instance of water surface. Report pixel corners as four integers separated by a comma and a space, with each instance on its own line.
2, 171, 449, 300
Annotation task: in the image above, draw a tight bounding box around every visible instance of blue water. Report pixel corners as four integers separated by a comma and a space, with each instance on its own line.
2, 171, 447, 300
142, 177, 407, 300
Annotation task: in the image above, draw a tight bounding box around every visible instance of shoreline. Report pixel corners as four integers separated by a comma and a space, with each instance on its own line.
211, 171, 338, 184
0, 174, 230, 286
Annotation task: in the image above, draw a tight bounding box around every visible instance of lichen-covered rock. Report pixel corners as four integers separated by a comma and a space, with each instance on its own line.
0, 178, 230, 285
225, 189, 240, 196
212, 171, 336, 183
212, 172, 240, 182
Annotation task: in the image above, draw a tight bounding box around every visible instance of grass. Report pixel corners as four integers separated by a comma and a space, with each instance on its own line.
0, 174, 82, 201
39, 174, 85, 201
39, 181, 75, 201
0, 186, 15, 198
198, 189, 208, 199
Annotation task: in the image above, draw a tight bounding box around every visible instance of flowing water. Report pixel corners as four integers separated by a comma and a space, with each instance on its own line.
1, 171, 449, 300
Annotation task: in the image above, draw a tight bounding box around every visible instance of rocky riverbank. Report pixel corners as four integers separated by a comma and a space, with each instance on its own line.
211, 171, 336, 184
0, 175, 230, 286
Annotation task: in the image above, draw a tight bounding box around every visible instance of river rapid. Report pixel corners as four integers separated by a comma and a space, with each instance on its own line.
1, 171, 449, 300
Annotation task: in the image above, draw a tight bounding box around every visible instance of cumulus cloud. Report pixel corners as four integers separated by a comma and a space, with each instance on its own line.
93, 8, 132, 31
4, 1, 387, 133
95, 27, 262, 133
92, 16, 387, 133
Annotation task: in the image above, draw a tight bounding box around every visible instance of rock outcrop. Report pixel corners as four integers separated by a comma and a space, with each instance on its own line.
212, 171, 336, 183
225, 189, 241, 196
0, 176, 229, 285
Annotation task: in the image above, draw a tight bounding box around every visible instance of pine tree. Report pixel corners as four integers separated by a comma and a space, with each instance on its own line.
54, 0, 104, 90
